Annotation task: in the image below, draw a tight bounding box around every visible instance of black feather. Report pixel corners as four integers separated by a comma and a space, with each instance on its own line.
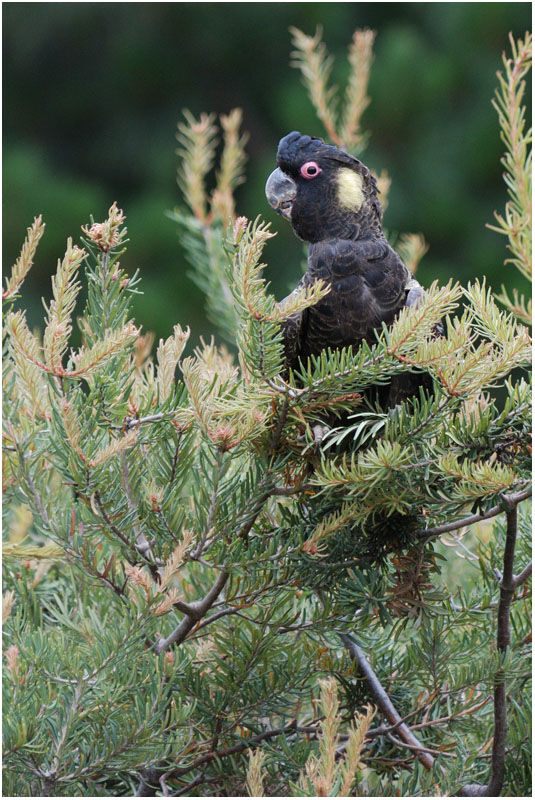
269, 132, 435, 407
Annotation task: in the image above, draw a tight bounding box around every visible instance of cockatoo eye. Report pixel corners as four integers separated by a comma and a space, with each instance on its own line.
300, 161, 322, 179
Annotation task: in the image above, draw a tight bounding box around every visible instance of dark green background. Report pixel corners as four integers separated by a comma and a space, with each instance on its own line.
3, 2, 531, 347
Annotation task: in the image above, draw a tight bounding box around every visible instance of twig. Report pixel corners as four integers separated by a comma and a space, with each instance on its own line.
368, 696, 490, 738
94, 490, 162, 581
153, 396, 297, 653
271, 483, 311, 496
340, 634, 435, 770
120, 451, 158, 573
40, 681, 84, 796
418, 488, 531, 539
137, 724, 302, 795
168, 722, 298, 782
94, 490, 136, 552
386, 732, 453, 758
16, 442, 52, 529
269, 393, 289, 454
18, 444, 127, 597
153, 570, 229, 653
168, 437, 181, 485
123, 412, 167, 430
191, 451, 225, 560
266, 376, 302, 399
460, 503, 519, 796
401, 395, 456, 442
194, 605, 248, 631
172, 774, 222, 796
512, 560, 532, 588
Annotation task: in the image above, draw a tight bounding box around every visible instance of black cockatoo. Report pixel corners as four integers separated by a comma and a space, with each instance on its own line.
265, 131, 429, 406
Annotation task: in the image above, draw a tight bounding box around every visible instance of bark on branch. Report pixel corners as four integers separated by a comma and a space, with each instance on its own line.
153, 570, 229, 654
460, 503, 520, 796
418, 488, 531, 540
339, 633, 435, 771
136, 722, 300, 796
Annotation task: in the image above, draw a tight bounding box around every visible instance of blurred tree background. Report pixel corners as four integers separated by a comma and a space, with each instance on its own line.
3, 2, 531, 347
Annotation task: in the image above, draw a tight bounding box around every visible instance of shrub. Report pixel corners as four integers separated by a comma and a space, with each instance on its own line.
3, 28, 531, 798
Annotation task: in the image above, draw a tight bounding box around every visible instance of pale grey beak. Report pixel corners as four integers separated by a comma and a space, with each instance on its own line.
265, 167, 296, 221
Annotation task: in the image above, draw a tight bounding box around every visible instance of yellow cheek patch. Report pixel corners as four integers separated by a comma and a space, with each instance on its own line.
335, 168, 365, 211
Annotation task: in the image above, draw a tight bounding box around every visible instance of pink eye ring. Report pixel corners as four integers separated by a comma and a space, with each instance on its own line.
300, 161, 322, 179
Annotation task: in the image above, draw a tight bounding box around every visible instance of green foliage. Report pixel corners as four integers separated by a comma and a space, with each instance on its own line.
487, 32, 532, 322
3, 27, 532, 799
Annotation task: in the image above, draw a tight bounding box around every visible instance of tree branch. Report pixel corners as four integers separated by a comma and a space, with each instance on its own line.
418, 488, 531, 539
123, 412, 166, 430
153, 570, 229, 653
172, 774, 222, 797
269, 393, 289, 454
339, 634, 435, 771
386, 732, 452, 758
460, 504, 519, 797
136, 722, 301, 796
40, 681, 84, 796
512, 559, 531, 589
194, 605, 248, 631
170, 722, 298, 782
94, 490, 138, 552
120, 451, 157, 570
191, 450, 226, 560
